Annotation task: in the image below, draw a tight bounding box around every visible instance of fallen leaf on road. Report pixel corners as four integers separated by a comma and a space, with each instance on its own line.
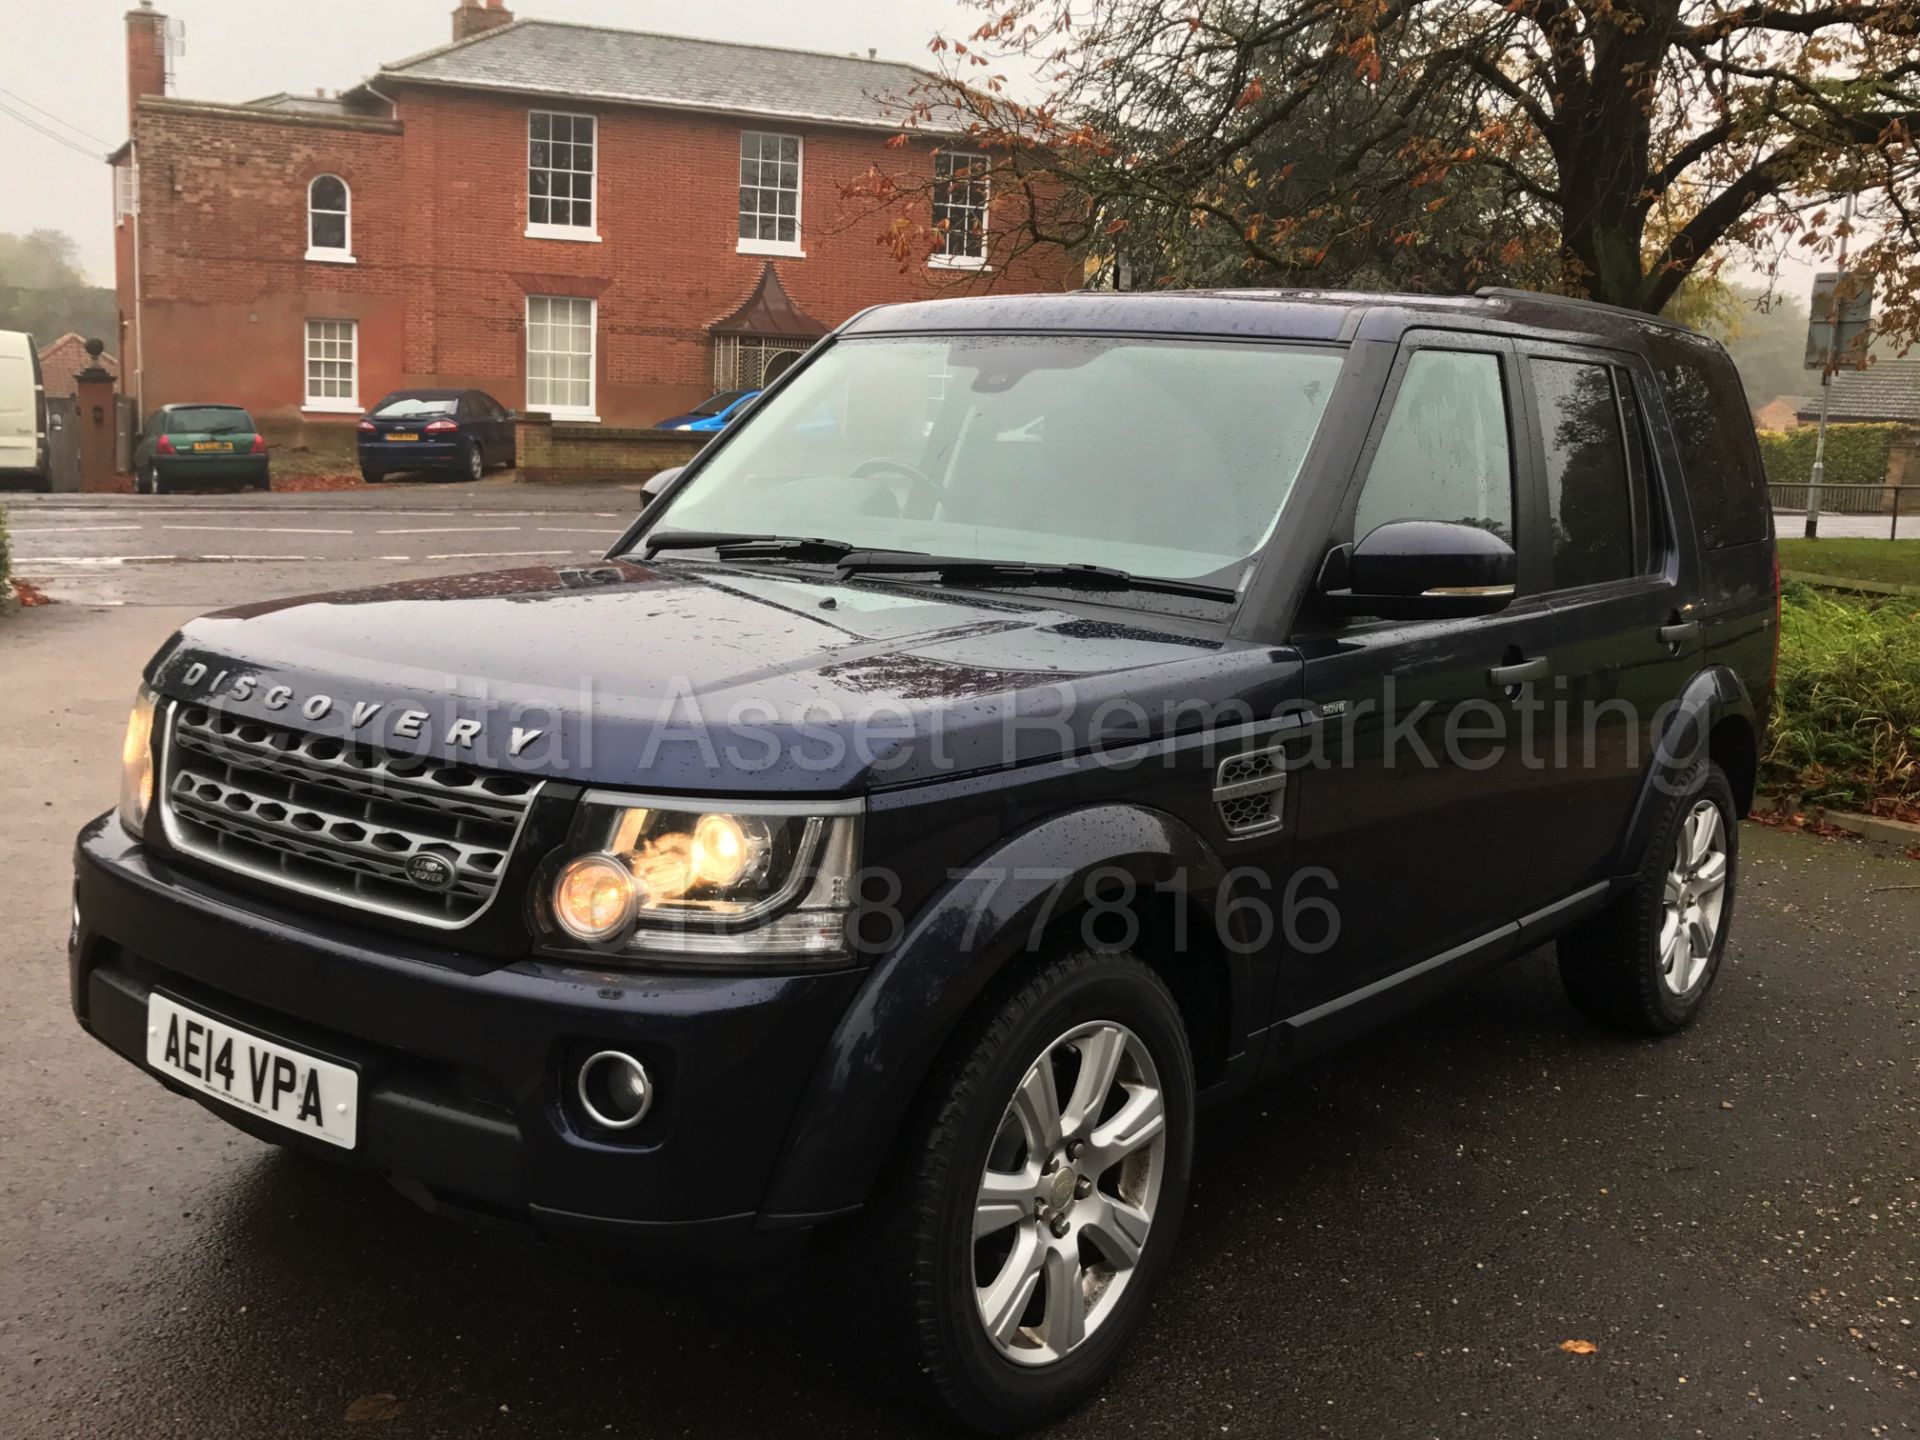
345, 1393, 406, 1423
1558, 1340, 1598, 1355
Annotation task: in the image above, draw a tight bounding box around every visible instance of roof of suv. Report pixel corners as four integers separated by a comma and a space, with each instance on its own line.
843, 287, 1696, 351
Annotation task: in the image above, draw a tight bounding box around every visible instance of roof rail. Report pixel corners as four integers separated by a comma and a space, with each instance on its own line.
1473, 286, 1693, 333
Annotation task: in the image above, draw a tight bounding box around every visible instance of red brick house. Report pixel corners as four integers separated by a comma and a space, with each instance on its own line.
111, 0, 1069, 439
37, 334, 120, 399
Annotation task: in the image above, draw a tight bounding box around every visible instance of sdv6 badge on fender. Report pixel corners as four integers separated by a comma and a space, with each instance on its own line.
172, 661, 547, 757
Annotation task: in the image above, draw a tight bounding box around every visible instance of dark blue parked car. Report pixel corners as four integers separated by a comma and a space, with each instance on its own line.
357, 389, 517, 484
653, 389, 759, 433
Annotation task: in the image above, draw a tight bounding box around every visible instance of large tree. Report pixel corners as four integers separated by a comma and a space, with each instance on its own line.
859, 0, 1920, 341
0, 229, 115, 350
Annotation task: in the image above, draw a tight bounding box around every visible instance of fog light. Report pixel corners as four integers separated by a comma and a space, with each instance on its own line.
552, 854, 639, 943
577, 1050, 653, 1130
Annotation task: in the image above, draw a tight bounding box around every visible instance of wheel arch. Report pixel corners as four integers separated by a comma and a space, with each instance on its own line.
1612, 664, 1758, 875
759, 803, 1248, 1223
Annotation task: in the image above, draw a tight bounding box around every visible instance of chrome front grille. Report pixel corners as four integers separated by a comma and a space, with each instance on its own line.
162, 703, 539, 927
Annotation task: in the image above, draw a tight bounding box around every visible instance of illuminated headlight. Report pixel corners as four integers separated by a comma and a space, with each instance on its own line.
542, 794, 860, 965
119, 685, 158, 838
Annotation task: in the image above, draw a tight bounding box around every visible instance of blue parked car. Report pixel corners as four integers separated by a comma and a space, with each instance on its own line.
654, 389, 759, 433
357, 389, 517, 484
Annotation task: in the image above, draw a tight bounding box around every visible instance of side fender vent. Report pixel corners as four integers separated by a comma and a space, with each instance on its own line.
1214, 745, 1287, 839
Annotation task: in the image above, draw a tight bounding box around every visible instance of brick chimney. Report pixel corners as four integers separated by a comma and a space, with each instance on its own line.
451, 0, 513, 43
126, 2, 168, 127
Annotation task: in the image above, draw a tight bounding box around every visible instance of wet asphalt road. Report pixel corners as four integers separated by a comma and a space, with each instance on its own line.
2, 490, 1917, 1438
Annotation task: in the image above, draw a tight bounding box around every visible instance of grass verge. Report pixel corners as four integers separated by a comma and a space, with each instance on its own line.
1764, 580, 1920, 809
1777, 537, 1920, 590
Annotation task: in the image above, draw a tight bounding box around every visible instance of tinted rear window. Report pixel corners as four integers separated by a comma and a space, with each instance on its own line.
167, 407, 252, 433
1650, 334, 1768, 548
373, 395, 459, 418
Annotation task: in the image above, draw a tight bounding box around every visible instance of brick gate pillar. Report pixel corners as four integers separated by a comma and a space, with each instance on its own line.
74, 339, 119, 493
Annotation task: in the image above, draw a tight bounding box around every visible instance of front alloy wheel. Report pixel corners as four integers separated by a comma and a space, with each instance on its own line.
868, 950, 1194, 1433
973, 1021, 1165, 1365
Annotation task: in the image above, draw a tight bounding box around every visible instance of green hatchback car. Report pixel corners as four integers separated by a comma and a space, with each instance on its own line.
133, 404, 270, 494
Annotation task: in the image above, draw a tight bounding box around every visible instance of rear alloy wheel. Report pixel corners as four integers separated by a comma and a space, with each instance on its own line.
868, 951, 1194, 1433
464, 441, 484, 483
1559, 759, 1739, 1033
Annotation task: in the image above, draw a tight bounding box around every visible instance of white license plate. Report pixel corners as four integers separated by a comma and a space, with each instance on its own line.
146, 994, 359, 1149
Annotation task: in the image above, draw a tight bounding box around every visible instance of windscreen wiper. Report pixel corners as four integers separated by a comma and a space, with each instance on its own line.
641, 531, 938, 567
834, 554, 1238, 603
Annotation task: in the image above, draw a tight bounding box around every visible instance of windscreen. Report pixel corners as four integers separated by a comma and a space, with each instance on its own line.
645, 335, 1345, 583
689, 390, 749, 417
372, 395, 459, 419
166, 407, 252, 433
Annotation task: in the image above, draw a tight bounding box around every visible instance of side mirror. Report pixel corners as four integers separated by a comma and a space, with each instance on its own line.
640, 466, 683, 504
1321, 520, 1516, 620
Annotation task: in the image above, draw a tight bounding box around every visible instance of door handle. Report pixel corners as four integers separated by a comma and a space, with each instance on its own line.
1488, 656, 1548, 688
1658, 620, 1701, 647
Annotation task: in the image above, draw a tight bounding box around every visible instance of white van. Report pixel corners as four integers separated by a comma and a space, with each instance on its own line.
0, 330, 49, 491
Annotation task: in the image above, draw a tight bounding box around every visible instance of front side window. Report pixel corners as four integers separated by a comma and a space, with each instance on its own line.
304, 319, 357, 410
1354, 349, 1513, 544
1530, 358, 1638, 589
931, 151, 988, 265
738, 131, 801, 253
647, 334, 1345, 587
528, 111, 596, 235
308, 175, 350, 259
526, 295, 595, 418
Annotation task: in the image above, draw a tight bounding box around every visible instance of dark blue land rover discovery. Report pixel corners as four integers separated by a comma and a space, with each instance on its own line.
73, 288, 1776, 1432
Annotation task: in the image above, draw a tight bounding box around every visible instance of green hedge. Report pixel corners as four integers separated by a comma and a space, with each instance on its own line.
1759, 423, 1900, 511
1763, 580, 1920, 807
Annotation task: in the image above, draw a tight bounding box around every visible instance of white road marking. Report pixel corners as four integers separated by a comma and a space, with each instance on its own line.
538, 527, 624, 535
164, 525, 353, 535
7, 525, 144, 534
427, 549, 578, 560
379, 526, 524, 535
200, 554, 316, 561
14, 555, 176, 566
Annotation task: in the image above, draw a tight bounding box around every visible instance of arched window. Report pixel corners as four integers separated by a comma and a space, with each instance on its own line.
307, 175, 351, 261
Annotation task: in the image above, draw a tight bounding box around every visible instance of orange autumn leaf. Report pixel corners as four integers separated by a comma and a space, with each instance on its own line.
1559, 1340, 1598, 1355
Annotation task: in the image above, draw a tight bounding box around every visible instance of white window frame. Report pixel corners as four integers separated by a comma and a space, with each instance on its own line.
525, 295, 598, 422
736, 130, 804, 258
114, 161, 138, 226
929, 150, 990, 270
305, 174, 354, 264
303, 318, 359, 414
526, 110, 601, 243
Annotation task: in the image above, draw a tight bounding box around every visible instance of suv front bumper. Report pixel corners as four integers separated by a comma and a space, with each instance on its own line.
70, 815, 866, 1261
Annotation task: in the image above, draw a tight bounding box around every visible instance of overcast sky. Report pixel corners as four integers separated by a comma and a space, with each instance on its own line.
3, 0, 1822, 304
0, 0, 992, 284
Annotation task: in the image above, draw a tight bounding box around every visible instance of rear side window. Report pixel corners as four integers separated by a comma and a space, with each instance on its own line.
1354, 350, 1513, 545
1651, 336, 1767, 548
1530, 358, 1636, 588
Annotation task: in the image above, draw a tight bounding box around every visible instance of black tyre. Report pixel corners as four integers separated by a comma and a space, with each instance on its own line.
139, 464, 165, 496
867, 950, 1194, 1433
462, 441, 484, 483
359, 464, 383, 485
1559, 759, 1739, 1034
